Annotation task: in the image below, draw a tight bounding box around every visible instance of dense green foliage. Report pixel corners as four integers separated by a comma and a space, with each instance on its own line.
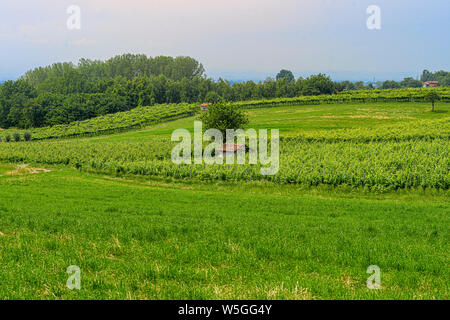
380, 70, 450, 89
3, 53, 447, 130
0, 66, 336, 129
200, 103, 249, 135
23, 131, 32, 141
24, 54, 205, 86
0, 54, 205, 129
0, 79, 129, 129
276, 69, 295, 82
12, 132, 21, 142
421, 69, 450, 86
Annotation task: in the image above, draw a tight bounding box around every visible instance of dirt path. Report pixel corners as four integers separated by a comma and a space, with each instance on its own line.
0, 164, 52, 176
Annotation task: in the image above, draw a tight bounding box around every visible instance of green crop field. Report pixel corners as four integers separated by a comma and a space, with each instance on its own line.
0, 100, 449, 300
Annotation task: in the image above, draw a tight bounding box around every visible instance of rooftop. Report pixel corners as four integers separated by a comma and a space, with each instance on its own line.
216, 143, 245, 153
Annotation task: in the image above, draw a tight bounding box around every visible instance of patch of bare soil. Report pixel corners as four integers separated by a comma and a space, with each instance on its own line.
350, 115, 391, 119
2, 164, 52, 176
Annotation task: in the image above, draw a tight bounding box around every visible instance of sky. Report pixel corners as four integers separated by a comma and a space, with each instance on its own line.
0, 0, 449, 82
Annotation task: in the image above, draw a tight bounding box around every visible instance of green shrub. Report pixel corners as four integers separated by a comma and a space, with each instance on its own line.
12, 132, 21, 142
24, 131, 32, 141
5, 134, 11, 142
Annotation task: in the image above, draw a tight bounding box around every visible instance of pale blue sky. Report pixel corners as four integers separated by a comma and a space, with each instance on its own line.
1, 0, 449, 81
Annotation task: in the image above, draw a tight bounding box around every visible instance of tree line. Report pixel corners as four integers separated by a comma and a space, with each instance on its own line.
0, 54, 448, 129
420, 70, 450, 85
380, 70, 450, 89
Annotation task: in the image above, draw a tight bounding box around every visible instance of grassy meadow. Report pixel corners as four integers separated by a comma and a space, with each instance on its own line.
0, 101, 449, 299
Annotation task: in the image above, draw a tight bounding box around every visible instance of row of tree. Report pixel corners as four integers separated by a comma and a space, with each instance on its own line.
0, 73, 336, 128
0, 57, 340, 129
420, 70, 450, 85
24, 54, 205, 88
0, 54, 448, 129
380, 70, 450, 89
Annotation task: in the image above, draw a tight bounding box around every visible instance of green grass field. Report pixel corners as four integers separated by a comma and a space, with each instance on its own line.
0, 102, 449, 299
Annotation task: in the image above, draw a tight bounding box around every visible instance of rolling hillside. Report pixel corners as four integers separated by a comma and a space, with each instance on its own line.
0, 99, 448, 299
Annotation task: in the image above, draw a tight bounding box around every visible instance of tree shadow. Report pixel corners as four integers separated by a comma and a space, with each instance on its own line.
431, 110, 448, 113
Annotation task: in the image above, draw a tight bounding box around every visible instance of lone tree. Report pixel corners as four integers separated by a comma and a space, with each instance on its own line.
276, 69, 295, 82
200, 103, 248, 136
425, 90, 441, 112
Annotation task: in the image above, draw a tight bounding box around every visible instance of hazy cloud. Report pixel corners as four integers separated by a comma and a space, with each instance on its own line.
0, 0, 449, 80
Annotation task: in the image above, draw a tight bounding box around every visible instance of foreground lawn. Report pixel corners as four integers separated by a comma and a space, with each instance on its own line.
0, 168, 448, 299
